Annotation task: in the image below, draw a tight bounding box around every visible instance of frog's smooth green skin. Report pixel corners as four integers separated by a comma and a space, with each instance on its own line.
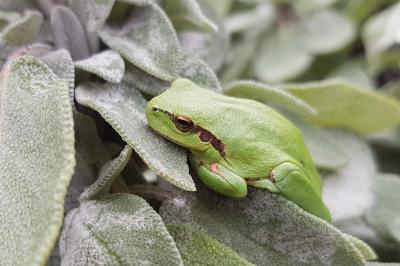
146, 79, 331, 222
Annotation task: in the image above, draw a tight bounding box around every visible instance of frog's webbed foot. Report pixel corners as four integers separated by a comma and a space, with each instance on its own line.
190, 156, 247, 199
249, 162, 331, 222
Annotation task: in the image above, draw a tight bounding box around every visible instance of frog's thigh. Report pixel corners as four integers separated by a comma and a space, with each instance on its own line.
196, 163, 247, 199
272, 162, 332, 222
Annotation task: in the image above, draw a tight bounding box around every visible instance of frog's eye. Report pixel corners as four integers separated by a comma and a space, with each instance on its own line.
173, 115, 194, 132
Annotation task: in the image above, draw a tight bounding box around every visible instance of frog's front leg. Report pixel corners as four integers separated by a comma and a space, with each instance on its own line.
249, 162, 331, 222
190, 156, 247, 199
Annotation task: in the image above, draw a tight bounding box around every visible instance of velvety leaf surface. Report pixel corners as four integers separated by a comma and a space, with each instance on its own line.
283, 80, 400, 134
123, 62, 170, 95
40, 49, 75, 107
0, 56, 75, 265
294, 9, 355, 54
223, 80, 317, 117
0, 10, 43, 47
75, 50, 125, 83
68, 0, 115, 53
179, 0, 229, 71
60, 194, 183, 266
180, 53, 221, 92
327, 59, 374, 89
224, 3, 275, 34
344, 234, 377, 261
164, 0, 217, 32
366, 174, 400, 242
75, 82, 196, 191
362, 2, 400, 57
65, 111, 117, 213
100, 2, 183, 81
322, 130, 375, 221
160, 187, 365, 265
50, 5, 90, 60
168, 224, 254, 266
288, 115, 348, 170
81, 145, 132, 200
254, 32, 313, 83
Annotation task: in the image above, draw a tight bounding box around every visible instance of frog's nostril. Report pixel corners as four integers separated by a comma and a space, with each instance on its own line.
152, 107, 159, 113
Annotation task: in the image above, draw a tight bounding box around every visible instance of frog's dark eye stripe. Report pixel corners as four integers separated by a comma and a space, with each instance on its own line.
172, 115, 194, 132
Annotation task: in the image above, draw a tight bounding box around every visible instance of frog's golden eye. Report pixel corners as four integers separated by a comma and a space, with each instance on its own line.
173, 115, 194, 132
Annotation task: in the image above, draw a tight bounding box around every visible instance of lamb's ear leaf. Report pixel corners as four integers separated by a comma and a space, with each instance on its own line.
0, 10, 43, 47
100, 2, 183, 81
163, 0, 217, 32
60, 194, 184, 265
40, 49, 75, 107
366, 174, 400, 243
68, 0, 115, 53
167, 224, 254, 266
74, 50, 125, 83
0, 56, 75, 265
50, 6, 90, 60
160, 187, 365, 265
80, 145, 132, 200
75, 82, 196, 191
282, 79, 400, 134
223, 80, 317, 117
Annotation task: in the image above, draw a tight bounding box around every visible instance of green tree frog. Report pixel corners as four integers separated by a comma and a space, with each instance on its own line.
146, 79, 331, 222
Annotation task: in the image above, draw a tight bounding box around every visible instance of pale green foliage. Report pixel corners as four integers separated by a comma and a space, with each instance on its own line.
61, 194, 183, 266
74, 50, 125, 83
99, 1, 183, 80
321, 130, 375, 221
284, 80, 400, 134
0, 0, 400, 264
0, 56, 75, 265
366, 174, 400, 242
75, 82, 196, 191
160, 187, 366, 265
167, 224, 254, 266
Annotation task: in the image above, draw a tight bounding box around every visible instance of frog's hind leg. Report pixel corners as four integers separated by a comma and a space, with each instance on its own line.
248, 162, 331, 222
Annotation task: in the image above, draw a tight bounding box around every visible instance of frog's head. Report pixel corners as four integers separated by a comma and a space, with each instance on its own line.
146, 79, 222, 158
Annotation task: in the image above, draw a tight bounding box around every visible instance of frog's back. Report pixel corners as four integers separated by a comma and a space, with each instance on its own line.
165, 79, 321, 188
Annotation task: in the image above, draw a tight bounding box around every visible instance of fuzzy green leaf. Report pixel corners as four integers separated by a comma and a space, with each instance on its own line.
0, 56, 75, 265
60, 194, 183, 265
180, 53, 221, 92
321, 130, 375, 221
100, 2, 183, 80
164, 0, 217, 32
50, 6, 90, 60
223, 80, 317, 117
327, 59, 374, 89
283, 79, 400, 134
362, 2, 400, 57
254, 32, 313, 83
294, 9, 355, 54
168, 224, 254, 266
344, 234, 377, 261
179, 0, 229, 71
68, 0, 115, 53
0, 10, 43, 47
366, 174, 400, 242
81, 145, 132, 200
75, 82, 196, 191
123, 62, 170, 95
75, 50, 125, 83
40, 49, 75, 107
287, 115, 348, 170
160, 188, 365, 265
